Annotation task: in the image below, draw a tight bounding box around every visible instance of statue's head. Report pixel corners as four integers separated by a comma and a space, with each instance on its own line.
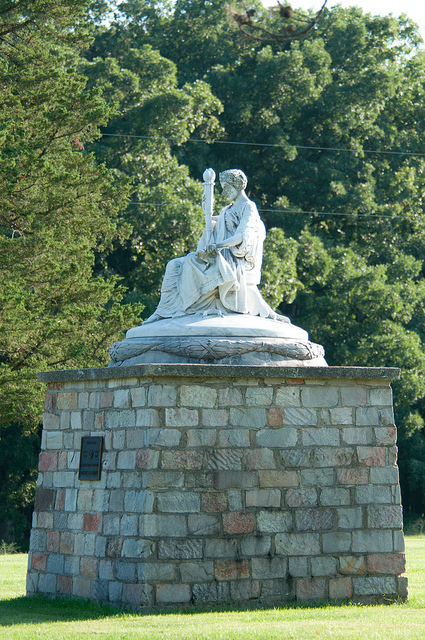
219, 169, 248, 192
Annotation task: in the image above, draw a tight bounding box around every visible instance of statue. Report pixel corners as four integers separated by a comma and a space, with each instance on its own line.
144, 169, 289, 324
109, 168, 327, 367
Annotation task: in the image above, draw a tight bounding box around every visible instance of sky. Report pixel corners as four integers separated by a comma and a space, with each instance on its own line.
263, 0, 425, 39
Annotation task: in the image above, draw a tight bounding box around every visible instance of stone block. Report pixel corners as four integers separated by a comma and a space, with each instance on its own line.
130, 387, 146, 407
116, 561, 136, 582
357, 446, 386, 467
208, 449, 243, 470
201, 492, 227, 512
288, 556, 308, 577
328, 408, 353, 425
329, 577, 352, 599
142, 515, 187, 538
44, 431, 63, 450
124, 490, 154, 514
296, 577, 326, 600
322, 532, 352, 553
285, 487, 317, 508
38, 573, 57, 594
252, 557, 287, 580
179, 561, 214, 583
367, 505, 403, 529
158, 539, 203, 559
120, 514, 139, 536
302, 428, 339, 447
218, 429, 250, 448
39, 452, 58, 472
157, 492, 200, 514
156, 583, 191, 604
230, 579, 261, 602
31, 554, 47, 571
122, 539, 154, 559
60, 532, 75, 555
295, 508, 333, 531
275, 386, 301, 407
227, 490, 243, 511
135, 409, 159, 428
188, 514, 221, 536
301, 387, 338, 408
166, 407, 200, 428
180, 385, 217, 408
337, 507, 363, 529
202, 409, 229, 427
356, 407, 379, 426
140, 562, 176, 582
215, 559, 249, 581
36, 512, 54, 529
241, 536, 271, 556
218, 388, 243, 406
369, 387, 392, 406
320, 487, 350, 506
367, 552, 405, 575
57, 575, 72, 595
34, 487, 56, 511
192, 582, 230, 604
369, 466, 399, 485
109, 581, 123, 603
229, 407, 267, 428
57, 392, 78, 411
214, 471, 257, 490
341, 427, 372, 445
148, 385, 177, 407
336, 468, 369, 485
83, 513, 102, 532
267, 407, 283, 426
374, 427, 397, 445
341, 386, 367, 406
313, 447, 353, 468
256, 427, 298, 448
311, 556, 337, 576
205, 538, 238, 558
117, 451, 136, 470
47, 531, 59, 553
187, 429, 217, 447
161, 450, 203, 470
246, 489, 281, 508
352, 530, 393, 553
352, 576, 396, 596
282, 408, 317, 426
112, 430, 125, 450
355, 485, 391, 505
259, 470, 298, 488
80, 557, 98, 578
245, 448, 275, 470
339, 555, 365, 575
275, 532, 320, 556
136, 449, 159, 470
280, 448, 311, 468
223, 512, 254, 535
246, 388, 273, 406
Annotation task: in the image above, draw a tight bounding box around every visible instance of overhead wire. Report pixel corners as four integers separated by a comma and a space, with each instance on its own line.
100, 132, 425, 220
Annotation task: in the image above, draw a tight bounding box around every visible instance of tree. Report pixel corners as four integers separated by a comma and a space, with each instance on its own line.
0, 0, 143, 545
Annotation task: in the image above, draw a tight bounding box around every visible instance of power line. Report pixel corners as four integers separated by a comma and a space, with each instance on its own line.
100, 132, 425, 159
127, 201, 421, 220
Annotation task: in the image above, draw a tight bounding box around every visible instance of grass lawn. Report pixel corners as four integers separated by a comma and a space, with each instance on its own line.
0, 536, 424, 639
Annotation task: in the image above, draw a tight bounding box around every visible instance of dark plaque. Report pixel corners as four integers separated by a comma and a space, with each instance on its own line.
78, 437, 103, 480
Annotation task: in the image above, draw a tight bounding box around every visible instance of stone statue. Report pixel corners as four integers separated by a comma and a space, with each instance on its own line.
144, 169, 288, 324
109, 168, 327, 367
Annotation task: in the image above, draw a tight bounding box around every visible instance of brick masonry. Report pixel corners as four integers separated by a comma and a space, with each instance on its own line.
27, 365, 407, 609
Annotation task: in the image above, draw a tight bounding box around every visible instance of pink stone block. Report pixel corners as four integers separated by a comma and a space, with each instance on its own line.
201, 492, 228, 512
161, 450, 203, 470
57, 575, 71, 595
60, 532, 75, 555
296, 577, 326, 600
83, 513, 102, 532
223, 512, 254, 535
80, 557, 98, 578
214, 559, 250, 581
99, 391, 114, 408
267, 407, 283, 426
357, 447, 386, 467
31, 554, 47, 571
367, 553, 406, 575
136, 449, 159, 470
39, 452, 58, 472
245, 448, 275, 470
46, 531, 59, 553
329, 577, 352, 599
287, 379, 304, 385
337, 468, 369, 485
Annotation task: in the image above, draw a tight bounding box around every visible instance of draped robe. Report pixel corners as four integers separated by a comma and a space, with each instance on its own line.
153, 198, 276, 319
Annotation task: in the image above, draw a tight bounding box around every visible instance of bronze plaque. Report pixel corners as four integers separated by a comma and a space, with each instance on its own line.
78, 436, 103, 480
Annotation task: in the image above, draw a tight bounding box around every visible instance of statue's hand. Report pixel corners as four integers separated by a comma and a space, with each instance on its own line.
205, 244, 217, 254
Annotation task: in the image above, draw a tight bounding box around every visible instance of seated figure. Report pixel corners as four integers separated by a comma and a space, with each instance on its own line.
144, 169, 289, 324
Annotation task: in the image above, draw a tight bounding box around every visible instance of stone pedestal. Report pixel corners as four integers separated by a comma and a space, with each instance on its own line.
27, 364, 407, 609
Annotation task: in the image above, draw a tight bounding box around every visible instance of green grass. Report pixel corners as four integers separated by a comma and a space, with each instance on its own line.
0, 537, 424, 639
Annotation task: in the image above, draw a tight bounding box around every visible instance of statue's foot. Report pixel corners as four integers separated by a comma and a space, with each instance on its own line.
142, 313, 162, 325
269, 311, 291, 324
203, 309, 224, 318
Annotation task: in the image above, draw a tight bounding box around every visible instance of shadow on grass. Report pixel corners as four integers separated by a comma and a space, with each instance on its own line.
0, 594, 360, 627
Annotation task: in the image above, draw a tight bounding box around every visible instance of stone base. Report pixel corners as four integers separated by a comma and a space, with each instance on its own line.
27, 364, 407, 609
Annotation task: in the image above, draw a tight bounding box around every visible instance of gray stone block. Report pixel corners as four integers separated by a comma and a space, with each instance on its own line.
158, 539, 203, 559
